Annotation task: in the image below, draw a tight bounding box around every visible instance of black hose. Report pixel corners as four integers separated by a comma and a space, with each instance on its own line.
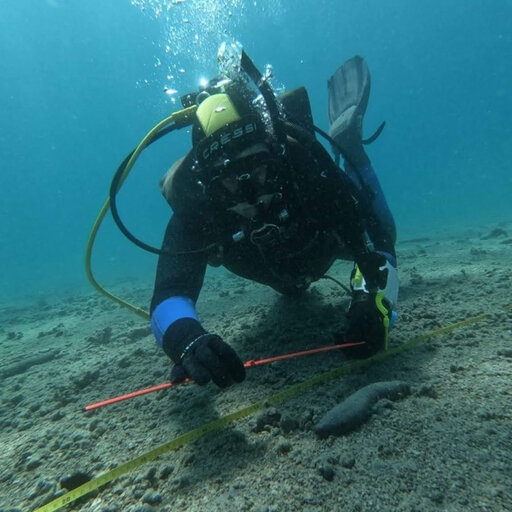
108, 123, 212, 257
320, 275, 351, 295
109, 150, 162, 255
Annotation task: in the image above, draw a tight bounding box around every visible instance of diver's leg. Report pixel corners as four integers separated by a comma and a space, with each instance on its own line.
328, 56, 396, 255
344, 150, 396, 254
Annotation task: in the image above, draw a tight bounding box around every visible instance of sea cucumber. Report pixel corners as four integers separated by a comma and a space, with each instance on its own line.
314, 381, 410, 438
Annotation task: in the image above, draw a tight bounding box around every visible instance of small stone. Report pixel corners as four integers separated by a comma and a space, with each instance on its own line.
279, 415, 299, 433
89, 419, 100, 431
9, 394, 24, 406
71, 370, 100, 389
253, 408, 281, 432
429, 491, 444, 503
26, 458, 42, 471
481, 228, 507, 239
27, 479, 56, 500
60, 470, 93, 491
341, 457, 356, 469
146, 467, 158, 488
142, 491, 162, 505
478, 408, 498, 420
327, 455, 339, 465
159, 465, 174, 480
86, 327, 112, 345
127, 327, 152, 342
299, 409, 314, 430
410, 273, 424, 285
50, 410, 65, 421
318, 466, 335, 481
489, 486, 504, 498
117, 357, 131, 369
276, 440, 292, 455
417, 384, 438, 399
171, 476, 189, 488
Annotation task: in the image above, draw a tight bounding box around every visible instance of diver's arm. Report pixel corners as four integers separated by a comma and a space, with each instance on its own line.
150, 215, 245, 387
150, 214, 208, 350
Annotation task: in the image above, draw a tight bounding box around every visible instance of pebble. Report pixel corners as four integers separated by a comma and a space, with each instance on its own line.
276, 440, 292, 455
25, 458, 42, 471
18, 421, 34, 431
117, 357, 131, 369
60, 470, 93, 490
27, 479, 56, 500
142, 491, 162, 505
254, 408, 281, 432
341, 457, 355, 469
279, 414, 299, 433
417, 384, 438, 398
145, 467, 158, 486
50, 410, 65, 421
370, 461, 390, 477
159, 465, 174, 480
318, 466, 335, 481
429, 491, 445, 503
71, 369, 100, 389
9, 394, 24, 406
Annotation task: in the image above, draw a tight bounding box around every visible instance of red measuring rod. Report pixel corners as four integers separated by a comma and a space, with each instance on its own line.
84, 341, 365, 411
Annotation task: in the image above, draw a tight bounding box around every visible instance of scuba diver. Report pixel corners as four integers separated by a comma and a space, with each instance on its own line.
148, 51, 399, 388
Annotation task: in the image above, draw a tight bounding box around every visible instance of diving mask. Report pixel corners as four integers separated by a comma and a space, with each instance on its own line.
206, 146, 281, 207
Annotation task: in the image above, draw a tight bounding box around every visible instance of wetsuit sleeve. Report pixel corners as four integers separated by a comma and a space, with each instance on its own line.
150, 214, 209, 345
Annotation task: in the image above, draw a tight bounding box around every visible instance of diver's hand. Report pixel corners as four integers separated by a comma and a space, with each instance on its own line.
169, 333, 245, 388
344, 292, 391, 358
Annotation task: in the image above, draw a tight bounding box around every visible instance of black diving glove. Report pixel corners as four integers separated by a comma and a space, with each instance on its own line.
344, 291, 391, 358
163, 318, 245, 388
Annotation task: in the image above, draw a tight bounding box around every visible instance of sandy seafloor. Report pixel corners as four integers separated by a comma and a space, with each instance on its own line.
1, 222, 511, 512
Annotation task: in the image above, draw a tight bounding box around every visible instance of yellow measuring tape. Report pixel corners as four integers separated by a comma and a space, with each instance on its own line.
33, 304, 511, 512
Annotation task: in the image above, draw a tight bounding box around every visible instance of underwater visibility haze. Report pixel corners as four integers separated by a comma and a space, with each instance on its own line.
1, 0, 511, 300
1, 2, 512, 511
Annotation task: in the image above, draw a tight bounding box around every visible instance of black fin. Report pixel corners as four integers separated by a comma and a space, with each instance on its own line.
328, 56, 371, 150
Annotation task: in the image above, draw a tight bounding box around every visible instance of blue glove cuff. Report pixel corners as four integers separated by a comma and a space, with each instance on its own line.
151, 297, 198, 347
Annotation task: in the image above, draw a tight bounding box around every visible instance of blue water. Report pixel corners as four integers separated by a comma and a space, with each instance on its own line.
1, 0, 511, 301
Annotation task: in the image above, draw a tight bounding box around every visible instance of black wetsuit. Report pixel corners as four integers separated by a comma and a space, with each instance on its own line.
151, 135, 396, 312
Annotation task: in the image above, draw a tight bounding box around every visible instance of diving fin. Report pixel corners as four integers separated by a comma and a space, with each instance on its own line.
328, 56, 371, 157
